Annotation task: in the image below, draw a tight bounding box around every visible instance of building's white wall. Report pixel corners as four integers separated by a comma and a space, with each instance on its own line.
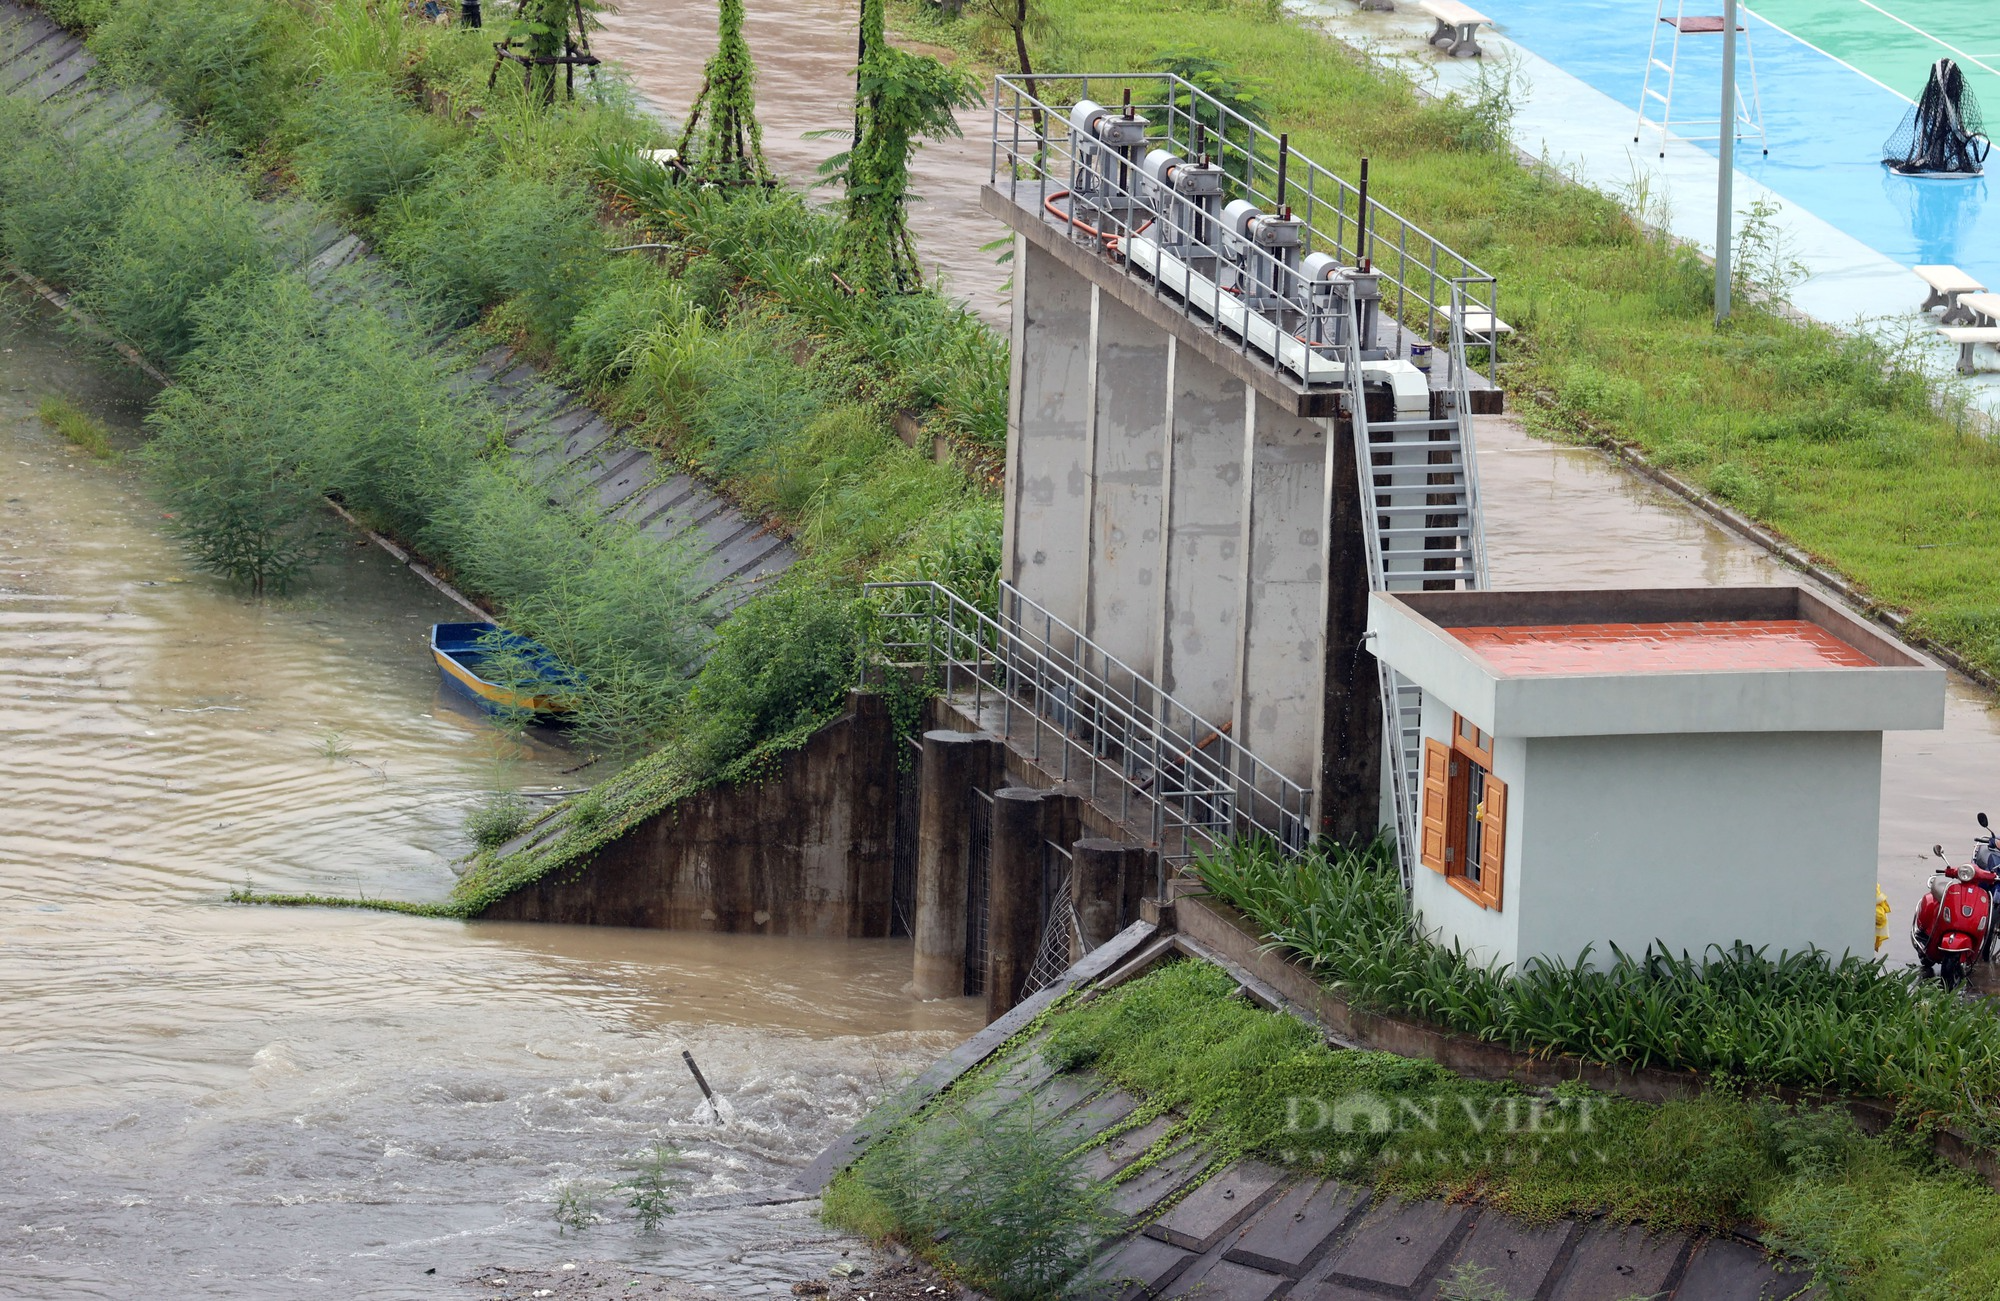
1409, 693, 1523, 967
1514, 730, 1881, 967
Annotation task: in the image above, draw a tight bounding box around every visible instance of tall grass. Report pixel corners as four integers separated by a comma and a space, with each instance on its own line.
1193, 839, 2000, 1143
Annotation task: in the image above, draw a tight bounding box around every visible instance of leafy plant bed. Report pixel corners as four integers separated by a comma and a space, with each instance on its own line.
1190, 840, 2000, 1172
831, 958, 2000, 1299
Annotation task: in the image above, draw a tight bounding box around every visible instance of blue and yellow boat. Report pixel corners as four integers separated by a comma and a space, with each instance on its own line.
429, 622, 576, 716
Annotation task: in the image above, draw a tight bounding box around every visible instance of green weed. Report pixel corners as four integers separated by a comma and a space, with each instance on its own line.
614, 1143, 686, 1233
464, 792, 535, 851
37, 395, 115, 460
829, 1088, 1118, 1300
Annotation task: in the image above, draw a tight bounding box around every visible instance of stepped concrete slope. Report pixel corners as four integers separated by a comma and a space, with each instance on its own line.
796, 925, 1821, 1301
0, 0, 795, 608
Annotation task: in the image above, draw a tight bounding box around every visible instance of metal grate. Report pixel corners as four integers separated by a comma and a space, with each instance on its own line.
890, 733, 922, 938
1021, 840, 1078, 1000
964, 789, 993, 997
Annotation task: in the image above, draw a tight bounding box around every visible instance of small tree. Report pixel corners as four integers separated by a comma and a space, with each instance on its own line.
491, 0, 604, 105
677, 0, 771, 187
827, 0, 979, 290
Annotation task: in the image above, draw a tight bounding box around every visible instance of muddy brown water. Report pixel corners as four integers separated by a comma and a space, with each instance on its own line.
0, 305, 980, 1298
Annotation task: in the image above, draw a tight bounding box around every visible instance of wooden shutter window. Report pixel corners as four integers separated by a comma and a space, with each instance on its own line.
1420, 738, 1450, 873
1476, 772, 1507, 910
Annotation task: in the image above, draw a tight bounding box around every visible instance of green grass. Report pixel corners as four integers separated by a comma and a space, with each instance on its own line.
900, 0, 2000, 680
1034, 962, 2000, 1297
1193, 838, 2000, 1150
37, 394, 115, 459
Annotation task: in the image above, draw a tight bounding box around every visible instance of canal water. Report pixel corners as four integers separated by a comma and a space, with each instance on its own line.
0, 303, 981, 1298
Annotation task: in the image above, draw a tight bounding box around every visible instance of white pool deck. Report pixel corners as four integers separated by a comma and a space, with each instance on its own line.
1288, 0, 2000, 416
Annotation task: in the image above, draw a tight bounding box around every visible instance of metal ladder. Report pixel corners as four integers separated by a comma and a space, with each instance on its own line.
1634, 0, 1767, 159
1343, 294, 1489, 889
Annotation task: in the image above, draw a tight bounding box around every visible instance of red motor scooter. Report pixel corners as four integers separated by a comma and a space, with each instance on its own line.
1911, 842, 1998, 989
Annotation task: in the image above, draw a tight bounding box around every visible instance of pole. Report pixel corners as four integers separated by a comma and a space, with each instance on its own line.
1714, 0, 1737, 323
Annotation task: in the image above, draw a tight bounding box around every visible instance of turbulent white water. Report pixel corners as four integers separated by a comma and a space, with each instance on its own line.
0, 302, 979, 1298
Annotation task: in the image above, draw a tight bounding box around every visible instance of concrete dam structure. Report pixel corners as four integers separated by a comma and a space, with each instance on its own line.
493, 70, 1513, 1025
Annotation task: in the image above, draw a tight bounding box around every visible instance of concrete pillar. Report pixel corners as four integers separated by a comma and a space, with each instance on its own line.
986, 787, 1053, 1021
913, 729, 997, 999
1234, 394, 1333, 789
842, 689, 899, 936
1004, 240, 1093, 627
1319, 419, 1382, 844
1157, 343, 1248, 724
1083, 290, 1170, 679
1072, 838, 1151, 952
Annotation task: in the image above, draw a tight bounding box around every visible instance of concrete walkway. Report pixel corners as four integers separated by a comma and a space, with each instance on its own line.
0, 2, 795, 614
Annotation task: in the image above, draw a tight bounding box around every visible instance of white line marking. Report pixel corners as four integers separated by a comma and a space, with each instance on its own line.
1853, 0, 2000, 83
1739, 3, 1916, 104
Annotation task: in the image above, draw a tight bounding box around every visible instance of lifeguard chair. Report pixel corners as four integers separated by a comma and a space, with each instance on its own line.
1634, 0, 1768, 158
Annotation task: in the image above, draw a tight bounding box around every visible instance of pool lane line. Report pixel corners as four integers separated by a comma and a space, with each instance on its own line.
1852, 0, 2000, 83
1740, 2, 1915, 104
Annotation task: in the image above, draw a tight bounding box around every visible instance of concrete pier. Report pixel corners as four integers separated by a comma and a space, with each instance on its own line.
912, 730, 999, 999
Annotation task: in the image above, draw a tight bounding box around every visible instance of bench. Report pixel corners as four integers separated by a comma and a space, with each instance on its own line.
1916, 264, 1987, 324
1421, 0, 1491, 58
1938, 325, 2000, 374
1957, 290, 2000, 327
1455, 307, 1513, 347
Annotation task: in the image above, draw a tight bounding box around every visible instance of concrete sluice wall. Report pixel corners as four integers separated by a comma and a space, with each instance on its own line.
486, 686, 1164, 1025
0, 1, 796, 612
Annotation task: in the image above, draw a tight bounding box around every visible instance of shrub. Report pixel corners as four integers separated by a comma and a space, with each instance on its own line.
76, 168, 276, 361
556, 258, 699, 391
141, 392, 327, 596
376, 147, 605, 339
465, 793, 535, 850
0, 113, 137, 289
682, 578, 864, 768
89, 0, 295, 151
833, 1093, 1117, 1300
290, 77, 456, 217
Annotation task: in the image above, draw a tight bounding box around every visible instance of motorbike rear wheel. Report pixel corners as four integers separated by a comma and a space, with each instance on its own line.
1943, 953, 1965, 990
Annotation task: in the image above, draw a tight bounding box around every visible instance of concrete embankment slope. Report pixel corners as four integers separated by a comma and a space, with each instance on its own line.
797, 917, 1814, 1301
0, 0, 794, 609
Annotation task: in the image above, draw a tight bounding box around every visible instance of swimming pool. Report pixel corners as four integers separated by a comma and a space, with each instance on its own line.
1478, 0, 1997, 292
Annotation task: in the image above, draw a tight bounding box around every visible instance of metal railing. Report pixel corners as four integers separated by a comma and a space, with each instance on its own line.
863, 579, 1313, 867
990, 72, 1502, 382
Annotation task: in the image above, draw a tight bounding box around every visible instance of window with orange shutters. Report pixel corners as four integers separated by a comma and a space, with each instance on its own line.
1418, 714, 1505, 911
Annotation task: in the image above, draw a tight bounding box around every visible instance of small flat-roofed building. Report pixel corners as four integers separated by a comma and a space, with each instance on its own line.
1366, 587, 1946, 970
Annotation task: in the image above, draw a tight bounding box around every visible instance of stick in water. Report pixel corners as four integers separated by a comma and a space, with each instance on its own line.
681, 1050, 716, 1105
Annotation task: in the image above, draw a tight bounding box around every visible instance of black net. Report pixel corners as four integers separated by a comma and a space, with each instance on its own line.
1884, 58, 1991, 176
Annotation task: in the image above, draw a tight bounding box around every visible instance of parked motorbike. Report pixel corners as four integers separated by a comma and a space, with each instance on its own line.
1912, 838, 1998, 989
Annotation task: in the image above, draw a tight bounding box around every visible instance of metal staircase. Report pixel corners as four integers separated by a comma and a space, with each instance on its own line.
1343, 293, 1489, 888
